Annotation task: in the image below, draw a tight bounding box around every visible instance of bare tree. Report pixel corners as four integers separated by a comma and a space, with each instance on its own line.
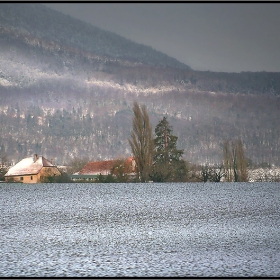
66, 156, 89, 175
223, 139, 248, 182
110, 158, 130, 182
198, 164, 226, 182
210, 164, 226, 182
236, 139, 248, 182
200, 164, 212, 182
128, 101, 154, 182
223, 140, 233, 182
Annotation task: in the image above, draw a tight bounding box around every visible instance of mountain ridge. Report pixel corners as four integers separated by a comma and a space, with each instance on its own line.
0, 3, 191, 70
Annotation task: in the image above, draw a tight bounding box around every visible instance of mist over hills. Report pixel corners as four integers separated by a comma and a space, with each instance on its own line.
0, 3, 280, 166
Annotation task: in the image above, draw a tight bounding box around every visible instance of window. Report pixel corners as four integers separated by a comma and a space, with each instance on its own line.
20, 177, 23, 181
31, 176, 33, 180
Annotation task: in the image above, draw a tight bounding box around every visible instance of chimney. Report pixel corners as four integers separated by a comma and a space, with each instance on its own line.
33, 154, 38, 162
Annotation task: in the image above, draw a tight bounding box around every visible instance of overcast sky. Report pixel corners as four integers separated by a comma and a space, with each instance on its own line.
44, 3, 280, 73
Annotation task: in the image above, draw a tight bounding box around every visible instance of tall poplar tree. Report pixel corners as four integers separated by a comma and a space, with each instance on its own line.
150, 117, 187, 182
128, 101, 154, 182
223, 140, 233, 182
223, 139, 248, 182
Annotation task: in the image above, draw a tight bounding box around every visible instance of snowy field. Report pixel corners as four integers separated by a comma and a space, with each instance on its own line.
0, 182, 279, 277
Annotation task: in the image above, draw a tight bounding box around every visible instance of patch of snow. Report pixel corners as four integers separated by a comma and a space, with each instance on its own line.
85, 79, 182, 95
0, 77, 13, 86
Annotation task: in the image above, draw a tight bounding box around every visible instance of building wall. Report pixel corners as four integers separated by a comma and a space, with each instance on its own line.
5, 174, 40, 183
5, 167, 61, 183
38, 167, 61, 182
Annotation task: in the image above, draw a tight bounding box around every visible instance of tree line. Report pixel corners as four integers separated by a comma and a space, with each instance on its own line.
0, 100, 276, 183
128, 101, 249, 183
47, 101, 278, 183
33, 102, 257, 183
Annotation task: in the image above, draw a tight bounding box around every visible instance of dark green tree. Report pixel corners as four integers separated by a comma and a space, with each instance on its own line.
96, 173, 116, 183
150, 117, 187, 182
0, 145, 9, 181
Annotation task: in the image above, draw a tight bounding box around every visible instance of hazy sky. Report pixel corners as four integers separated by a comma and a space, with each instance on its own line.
44, 3, 280, 73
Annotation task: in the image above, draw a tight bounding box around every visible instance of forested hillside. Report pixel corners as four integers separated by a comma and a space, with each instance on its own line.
0, 3, 280, 166
0, 3, 190, 70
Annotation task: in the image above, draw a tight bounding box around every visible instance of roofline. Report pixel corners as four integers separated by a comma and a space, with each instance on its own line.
5, 172, 40, 177
4, 166, 60, 177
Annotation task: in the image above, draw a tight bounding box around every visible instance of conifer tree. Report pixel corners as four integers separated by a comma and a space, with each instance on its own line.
150, 116, 187, 182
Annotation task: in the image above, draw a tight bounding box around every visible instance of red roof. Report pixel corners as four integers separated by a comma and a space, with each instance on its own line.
78, 160, 115, 175
77, 157, 136, 175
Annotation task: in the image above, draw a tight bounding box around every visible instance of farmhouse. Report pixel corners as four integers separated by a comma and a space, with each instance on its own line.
71, 156, 136, 181
4, 154, 61, 183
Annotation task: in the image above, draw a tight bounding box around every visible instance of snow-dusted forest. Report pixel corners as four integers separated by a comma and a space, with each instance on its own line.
0, 3, 280, 167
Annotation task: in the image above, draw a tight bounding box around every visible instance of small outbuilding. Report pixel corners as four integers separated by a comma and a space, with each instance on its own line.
4, 154, 61, 183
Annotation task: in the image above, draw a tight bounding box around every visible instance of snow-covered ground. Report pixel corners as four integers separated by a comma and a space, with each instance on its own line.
0, 183, 279, 277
